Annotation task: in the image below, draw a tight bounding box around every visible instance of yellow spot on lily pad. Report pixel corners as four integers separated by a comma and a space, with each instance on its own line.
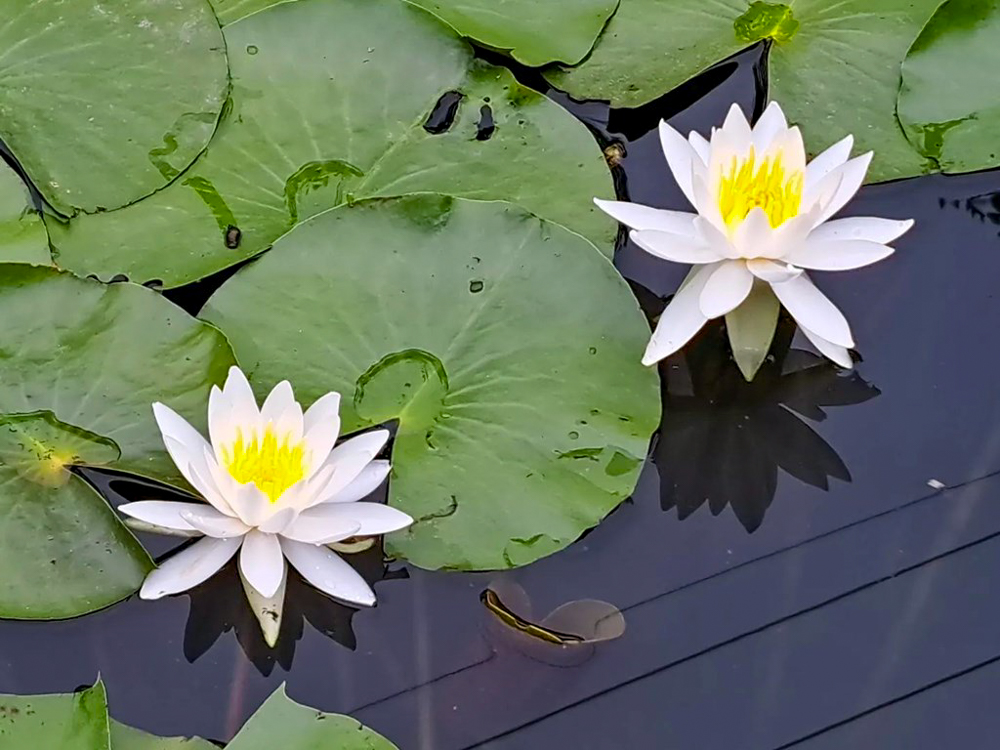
734, 1, 799, 44
0, 412, 120, 488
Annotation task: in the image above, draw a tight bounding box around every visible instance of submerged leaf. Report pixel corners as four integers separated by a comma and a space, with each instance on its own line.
0, 0, 228, 215
897, 0, 1000, 174
49, 0, 614, 288
203, 196, 658, 571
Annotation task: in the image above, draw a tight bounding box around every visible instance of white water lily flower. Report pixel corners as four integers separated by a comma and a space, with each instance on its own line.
596, 101, 913, 369
119, 366, 412, 646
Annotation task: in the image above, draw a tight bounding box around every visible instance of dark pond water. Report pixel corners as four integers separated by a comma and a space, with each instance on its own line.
4, 43, 1000, 750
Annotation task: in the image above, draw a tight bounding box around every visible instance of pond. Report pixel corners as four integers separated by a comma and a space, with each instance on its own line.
0, 1, 999, 748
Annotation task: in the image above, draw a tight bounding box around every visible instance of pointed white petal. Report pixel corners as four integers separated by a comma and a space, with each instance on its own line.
732, 207, 776, 258
185, 452, 238, 518
229, 482, 273, 527
280, 509, 361, 544
641, 264, 716, 365
695, 216, 739, 259
785, 238, 894, 271
688, 131, 710, 164
179, 508, 249, 539
239, 530, 285, 598
699, 260, 753, 318
309, 502, 414, 537
659, 120, 700, 207
814, 152, 873, 223
751, 101, 789, 152
152, 404, 234, 514
327, 460, 391, 504
799, 324, 854, 369
309, 430, 390, 507
139, 536, 241, 600
260, 380, 303, 444
593, 199, 699, 235
747, 258, 803, 283
808, 217, 914, 245
152, 402, 210, 463
301, 392, 342, 476
124, 518, 202, 538
281, 538, 376, 607
720, 103, 752, 151
630, 229, 724, 264
222, 366, 259, 422
765, 125, 806, 175
770, 273, 854, 348
258, 507, 297, 534
805, 135, 854, 191
240, 559, 286, 648
118, 501, 205, 533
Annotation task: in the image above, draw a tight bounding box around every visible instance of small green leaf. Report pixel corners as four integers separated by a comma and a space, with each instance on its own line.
726, 281, 780, 382
227, 686, 398, 750
110, 720, 215, 750
203, 196, 659, 571
0, 680, 110, 750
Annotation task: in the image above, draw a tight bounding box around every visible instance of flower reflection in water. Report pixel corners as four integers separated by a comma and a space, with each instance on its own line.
654, 316, 880, 532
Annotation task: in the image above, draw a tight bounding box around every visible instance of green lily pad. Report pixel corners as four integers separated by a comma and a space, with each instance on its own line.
0, 160, 50, 264
405, 0, 620, 66
0, 0, 229, 215
203, 196, 659, 570
209, 0, 284, 25
110, 720, 216, 750
897, 0, 1000, 174
551, 0, 945, 182
227, 686, 398, 750
0, 680, 110, 750
0, 265, 236, 617
47, 0, 614, 288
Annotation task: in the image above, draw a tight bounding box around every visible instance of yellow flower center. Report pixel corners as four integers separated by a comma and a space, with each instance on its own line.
717, 148, 803, 232
221, 427, 306, 503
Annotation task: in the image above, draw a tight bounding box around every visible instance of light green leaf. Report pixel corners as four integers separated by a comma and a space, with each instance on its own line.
0, 160, 50, 264
551, 0, 945, 182
47, 0, 614, 288
897, 0, 1000, 174
203, 196, 659, 571
0, 0, 229, 215
405, 0, 620, 66
227, 686, 397, 750
0, 680, 110, 750
726, 281, 780, 382
209, 0, 287, 25
110, 720, 216, 750
0, 265, 236, 617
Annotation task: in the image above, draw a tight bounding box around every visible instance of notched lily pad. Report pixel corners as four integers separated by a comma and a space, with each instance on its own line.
0, 160, 50, 265
0, 411, 119, 488
203, 196, 658, 571
110, 720, 216, 749
0, 0, 229, 215
405, 0, 620, 66
898, 0, 1000, 174
0, 680, 110, 750
48, 0, 614, 288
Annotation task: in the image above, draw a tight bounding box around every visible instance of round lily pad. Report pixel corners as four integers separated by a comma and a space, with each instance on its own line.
0, 160, 49, 264
897, 0, 1000, 174
405, 0, 620, 66
47, 0, 614, 288
0, 0, 229, 215
0, 265, 235, 617
203, 196, 659, 571
551, 0, 946, 182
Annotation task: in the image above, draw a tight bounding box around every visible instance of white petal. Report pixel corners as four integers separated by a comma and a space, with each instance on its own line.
695, 215, 739, 259
732, 207, 775, 258
770, 273, 854, 348
327, 460, 391, 504
785, 238, 894, 271
720, 103, 752, 152
229, 482, 273, 527
808, 217, 914, 245
211, 367, 260, 465
153, 404, 234, 516
124, 518, 202, 538
751, 101, 789, 152
280, 509, 361, 544
301, 392, 342, 476
309, 430, 390, 507
310, 502, 413, 537
641, 264, 716, 365
630, 229, 724, 264
281, 538, 376, 607
258, 507, 297, 534
814, 152, 872, 223
799, 324, 854, 369
239, 559, 286, 648
180, 508, 249, 539
185, 452, 238, 518
688, 131, 710, 164
699, 260, 753, 318
747, 258, 803, 283
593, 199, 699, 235
659, 120, 700, 208
260, 380, 303, 444
239, 530, 285, 598
763, 125, 806, 175
139, 536, 241, 600
805, 135, 853, 191
118, 501, 206, 533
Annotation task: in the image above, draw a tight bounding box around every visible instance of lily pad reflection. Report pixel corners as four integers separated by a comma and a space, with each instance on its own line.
655, 318, 880, 532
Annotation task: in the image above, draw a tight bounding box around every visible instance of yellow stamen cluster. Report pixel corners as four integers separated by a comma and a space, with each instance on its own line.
717, 149, 803, 231
222, 427, 306, 503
